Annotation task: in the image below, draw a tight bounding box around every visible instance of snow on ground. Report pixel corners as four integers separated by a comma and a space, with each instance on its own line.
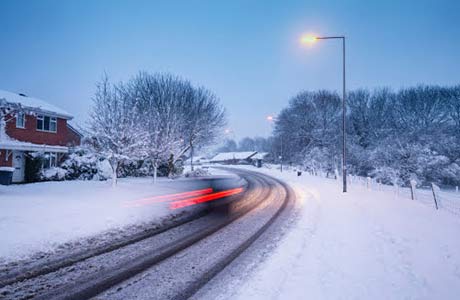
0, 177, 193, 262
226, 165, 460, 300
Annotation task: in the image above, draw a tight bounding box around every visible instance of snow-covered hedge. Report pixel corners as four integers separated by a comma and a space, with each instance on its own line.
184, 168, 210, 178
60, 147, 111, 181
40, 167, 67, 181
36, 147, 185, 182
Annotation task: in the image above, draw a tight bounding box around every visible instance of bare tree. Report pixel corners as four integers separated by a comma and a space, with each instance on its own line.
88, 76, 148, 186
127, 72, 226, 180
181, 86, 226, 170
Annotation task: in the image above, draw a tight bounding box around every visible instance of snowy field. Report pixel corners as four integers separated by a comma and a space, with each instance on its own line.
225, 165, 460, 300
0, 177, 201, 262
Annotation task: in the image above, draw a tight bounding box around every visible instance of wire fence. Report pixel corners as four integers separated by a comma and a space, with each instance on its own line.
264, 164, 460, 217
348, 175, 460, 217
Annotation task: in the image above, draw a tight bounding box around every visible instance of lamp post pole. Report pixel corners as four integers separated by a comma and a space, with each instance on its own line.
315, 36, 347, 193
280, 134, 283, 173
266, 115, 284, 173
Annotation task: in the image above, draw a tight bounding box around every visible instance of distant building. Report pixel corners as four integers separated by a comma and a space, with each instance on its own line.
184, 155, 210, 166
0, 90, 81, 183
210, 151, 268, 166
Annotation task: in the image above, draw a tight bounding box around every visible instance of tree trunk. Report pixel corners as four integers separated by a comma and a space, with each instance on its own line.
111, 159, 118, 187
153, 164, 157, 184
190, 142, 194, 172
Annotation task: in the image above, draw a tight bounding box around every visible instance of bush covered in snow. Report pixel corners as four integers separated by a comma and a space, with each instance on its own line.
40, 167, 67, 181
184, 168, 210, 178
24, 154, 43, 183
57, 147, 184, 182
60, 147, 110, 181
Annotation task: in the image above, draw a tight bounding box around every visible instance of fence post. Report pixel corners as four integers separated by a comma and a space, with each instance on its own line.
366, 177, 371, 190
392, 180, 399, 198
410, 180, 417, 200
431, 183, 439, 210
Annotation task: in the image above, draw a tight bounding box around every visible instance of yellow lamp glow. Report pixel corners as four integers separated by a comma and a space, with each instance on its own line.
300, 35, 317, 44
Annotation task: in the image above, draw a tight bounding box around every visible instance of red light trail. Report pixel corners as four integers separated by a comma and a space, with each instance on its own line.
124, 187, 244, 209
169, 188, 244, 210
125, 188, 213, 207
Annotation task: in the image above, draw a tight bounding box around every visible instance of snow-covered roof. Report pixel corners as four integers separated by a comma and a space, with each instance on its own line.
0, 89, 73, 119
211, 151, 258, 161
0, 140, 68, 153
252, 152, 269, 159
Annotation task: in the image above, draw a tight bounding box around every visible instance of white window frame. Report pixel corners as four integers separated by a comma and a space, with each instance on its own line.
36, 115, 57, 133
16, 112, 25, 128
50, 117, 57, 132
43, 152, 58, 169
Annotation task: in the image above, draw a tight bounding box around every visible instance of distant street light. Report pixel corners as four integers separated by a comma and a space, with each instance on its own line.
301, 34, 348, 193
224, 128, 236, 140
266, 115, 283, 172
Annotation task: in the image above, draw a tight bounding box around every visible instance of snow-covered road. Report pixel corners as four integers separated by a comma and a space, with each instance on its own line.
0, 177, 211, 262
0, 168, 293, 300
198, 166, 460, 300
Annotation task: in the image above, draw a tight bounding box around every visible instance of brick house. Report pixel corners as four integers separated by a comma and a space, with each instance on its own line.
0, 90, 81, 183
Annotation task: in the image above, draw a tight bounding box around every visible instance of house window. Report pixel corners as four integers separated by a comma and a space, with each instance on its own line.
16, 112, 25, 128
37, 115, 57, 132
43, 152, 57, 169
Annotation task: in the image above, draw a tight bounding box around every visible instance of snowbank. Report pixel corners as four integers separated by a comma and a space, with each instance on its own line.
227, 166, 460, 300
0, 178, 190, 262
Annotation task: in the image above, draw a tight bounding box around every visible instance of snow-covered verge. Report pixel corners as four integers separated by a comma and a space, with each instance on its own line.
225, 165, 460, 299
0, 178, 194, 263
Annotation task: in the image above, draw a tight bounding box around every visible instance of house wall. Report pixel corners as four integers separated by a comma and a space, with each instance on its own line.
5, 114, 71, 146
65, 127, 81, 146
0, 150, 13, 167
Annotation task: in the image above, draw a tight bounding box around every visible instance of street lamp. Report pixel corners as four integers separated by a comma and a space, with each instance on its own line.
267, 115, 283, 172
301, 34, 347, 193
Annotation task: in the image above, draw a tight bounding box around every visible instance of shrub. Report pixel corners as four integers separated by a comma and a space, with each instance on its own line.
184, 168, 210, 178
25, 153, 43, 183
41, 167, 67, 181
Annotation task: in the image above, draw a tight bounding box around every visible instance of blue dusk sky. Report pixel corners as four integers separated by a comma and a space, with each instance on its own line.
1, 0, 459, 139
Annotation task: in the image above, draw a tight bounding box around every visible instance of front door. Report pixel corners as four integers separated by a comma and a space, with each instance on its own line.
12, 151, 25, 183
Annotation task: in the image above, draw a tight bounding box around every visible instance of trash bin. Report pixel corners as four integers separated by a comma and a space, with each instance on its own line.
256, 159, 262, 168
0, 167, 15, 185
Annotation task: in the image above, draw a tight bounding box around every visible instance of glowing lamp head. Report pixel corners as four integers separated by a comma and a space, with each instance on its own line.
301, 35, 318, 44
266, 115, 274, 122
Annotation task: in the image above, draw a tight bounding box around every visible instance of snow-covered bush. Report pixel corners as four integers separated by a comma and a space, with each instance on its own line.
60, 147, 111, 181
184, 168, 210, 178
40, 167, 67, 181
302, 147, 339, 177
95, 159, 113, 181
369, 166, 401, 186
440, 162, 460, 186
24, 153, 43, 183
118, 160, 151, 178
